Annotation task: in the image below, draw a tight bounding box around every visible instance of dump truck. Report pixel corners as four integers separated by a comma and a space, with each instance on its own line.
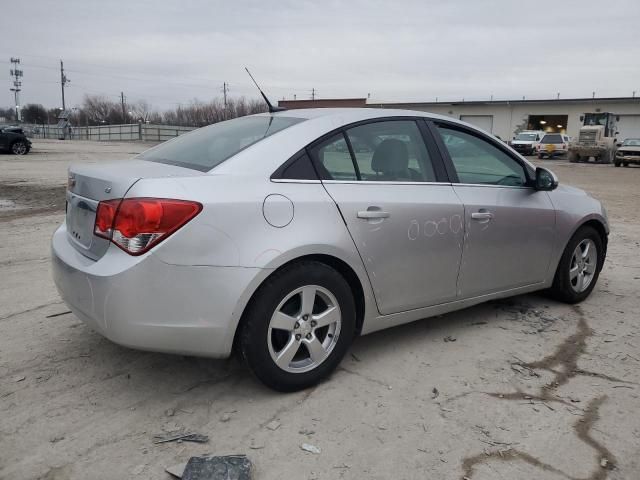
568, 112, 619, 164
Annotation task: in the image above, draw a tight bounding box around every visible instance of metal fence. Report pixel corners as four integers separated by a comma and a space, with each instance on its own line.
17, 123, 196, 142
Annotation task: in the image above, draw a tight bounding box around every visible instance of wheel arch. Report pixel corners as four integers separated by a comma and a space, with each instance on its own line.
231, 253, 368, 355
552, 216, 608, 282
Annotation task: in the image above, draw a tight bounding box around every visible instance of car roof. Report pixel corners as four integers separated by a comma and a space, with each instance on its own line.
260, 107, 453, 123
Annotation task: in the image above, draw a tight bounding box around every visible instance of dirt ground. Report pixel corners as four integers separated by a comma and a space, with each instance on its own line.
1, 140, 639, 480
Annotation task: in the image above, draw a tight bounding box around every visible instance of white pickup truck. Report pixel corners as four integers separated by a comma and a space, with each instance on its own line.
510, 130, 546, 156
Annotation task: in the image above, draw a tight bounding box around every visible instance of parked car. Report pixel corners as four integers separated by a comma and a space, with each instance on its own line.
537, 133, 570, 158
52, 109, 609, 391
0, 126, 31, 155
510, 130, 545, 155
614, 138, 640, 167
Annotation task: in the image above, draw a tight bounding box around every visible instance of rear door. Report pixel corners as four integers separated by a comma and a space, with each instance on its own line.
431, 121, 556, 298
0, 130, 7, 150
311, 119, 464, 315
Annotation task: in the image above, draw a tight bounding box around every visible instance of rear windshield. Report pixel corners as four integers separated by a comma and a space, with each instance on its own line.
139, 115, 305, 171
541, 134, 563, 144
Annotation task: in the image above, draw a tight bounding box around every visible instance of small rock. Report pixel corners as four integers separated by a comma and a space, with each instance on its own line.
249, 440, 265, 450
444, 336, 456, 342
12, 375, 26, 383
301, 443, 321, 454
431, 387, 439, 399
299, 428, 315, 436
49, 435, 65, 443
165, 462, 187, 478
220, 413, 231, 422
165, 408, 176, 417
266, 420, 281, 431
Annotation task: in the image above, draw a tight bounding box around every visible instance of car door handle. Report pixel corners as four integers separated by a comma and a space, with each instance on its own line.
357, 209, 390, 219
471, 211, 493, 221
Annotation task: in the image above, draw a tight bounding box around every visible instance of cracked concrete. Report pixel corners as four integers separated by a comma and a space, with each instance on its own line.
1, 142, 639, 479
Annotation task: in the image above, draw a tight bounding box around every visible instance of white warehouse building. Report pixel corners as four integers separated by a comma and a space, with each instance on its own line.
374, 97, 640, 141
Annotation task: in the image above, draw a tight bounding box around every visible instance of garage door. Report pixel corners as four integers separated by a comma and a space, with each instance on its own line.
460, 115, 493, 134
617, 115, 640, 141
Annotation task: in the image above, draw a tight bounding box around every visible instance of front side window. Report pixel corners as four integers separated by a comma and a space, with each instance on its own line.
139, 115, 305, 171
309, 134, 358, 180
345, 120, 436, 182
437, 126, 528, 187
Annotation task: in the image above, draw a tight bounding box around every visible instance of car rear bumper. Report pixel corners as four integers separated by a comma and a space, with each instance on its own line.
51, 223, 262, 358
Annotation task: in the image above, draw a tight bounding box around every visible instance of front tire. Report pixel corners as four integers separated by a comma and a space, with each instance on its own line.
548, 226, 604, 304
240, 261, 356, 392
11, 141, 28, 155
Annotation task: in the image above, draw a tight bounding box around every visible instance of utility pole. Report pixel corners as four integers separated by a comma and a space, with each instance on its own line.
60, 60, 69, 111
222, 82, 228, 119
311, 88, 315, 101
9, 58, 23, 122
120, 92, 126, 122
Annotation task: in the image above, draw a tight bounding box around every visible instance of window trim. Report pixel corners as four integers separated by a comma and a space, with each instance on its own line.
428, 119, 535, 188
272, 116, 452, 183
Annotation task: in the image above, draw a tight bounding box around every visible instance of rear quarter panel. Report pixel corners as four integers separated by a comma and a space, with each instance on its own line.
124, 174, 378, 338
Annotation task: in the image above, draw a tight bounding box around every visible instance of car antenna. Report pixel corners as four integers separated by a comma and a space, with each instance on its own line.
245, 67, 287, 113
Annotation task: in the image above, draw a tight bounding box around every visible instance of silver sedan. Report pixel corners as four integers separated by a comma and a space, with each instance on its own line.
52, 108, 608, 391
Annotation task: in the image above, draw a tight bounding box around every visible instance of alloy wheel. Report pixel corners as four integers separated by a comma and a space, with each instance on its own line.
12, 142, 27, 155
267, 285, 341, 373
569, 239, 597, 293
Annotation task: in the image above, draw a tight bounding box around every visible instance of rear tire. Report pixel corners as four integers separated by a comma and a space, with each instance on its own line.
568, 152, 579, 163
240, 261, 356, 392
614, 161, 621, 167
548, 226, 604, 304
623, 162, 629, 167
537, 153, 543, 159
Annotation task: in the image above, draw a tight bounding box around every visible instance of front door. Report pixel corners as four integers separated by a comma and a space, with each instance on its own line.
434, 123, 556, 298
309, 119, 464, 315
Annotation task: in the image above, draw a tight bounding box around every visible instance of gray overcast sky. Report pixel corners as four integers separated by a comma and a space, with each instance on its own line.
3, 0, 640, 110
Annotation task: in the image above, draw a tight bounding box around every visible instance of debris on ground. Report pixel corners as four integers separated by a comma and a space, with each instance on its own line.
167, 455, 252, 480
11, 375, 26, 382
166, 462, 188, 478
165, 408, 176, 417
444, 336, 457, 342
220, 413, 231, 422
432, 387, 440, 399
301, 443, 321, 454
265, 420, 281, 431
153, 431, 209, 444
600, 458, 609, 468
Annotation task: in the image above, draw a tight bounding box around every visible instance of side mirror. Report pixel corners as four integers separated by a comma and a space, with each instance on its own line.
535, 167, 558, 191
616, 142, 622, 147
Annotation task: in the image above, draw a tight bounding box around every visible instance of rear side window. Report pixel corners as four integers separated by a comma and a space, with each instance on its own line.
309, 134, 358, 180
345, 121, 436, 182
541, 134, 563, 144
139, 116, 305, 171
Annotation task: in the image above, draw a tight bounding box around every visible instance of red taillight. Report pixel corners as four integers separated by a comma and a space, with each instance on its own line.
94, 198, 202, 255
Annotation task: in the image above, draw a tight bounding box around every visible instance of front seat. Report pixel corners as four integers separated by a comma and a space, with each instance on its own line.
370, 139, 417, 181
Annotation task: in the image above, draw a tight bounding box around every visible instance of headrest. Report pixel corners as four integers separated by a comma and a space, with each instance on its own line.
371, 138, 409, 174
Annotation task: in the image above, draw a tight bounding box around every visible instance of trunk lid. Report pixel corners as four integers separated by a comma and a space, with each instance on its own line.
66, 160, 203, 260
